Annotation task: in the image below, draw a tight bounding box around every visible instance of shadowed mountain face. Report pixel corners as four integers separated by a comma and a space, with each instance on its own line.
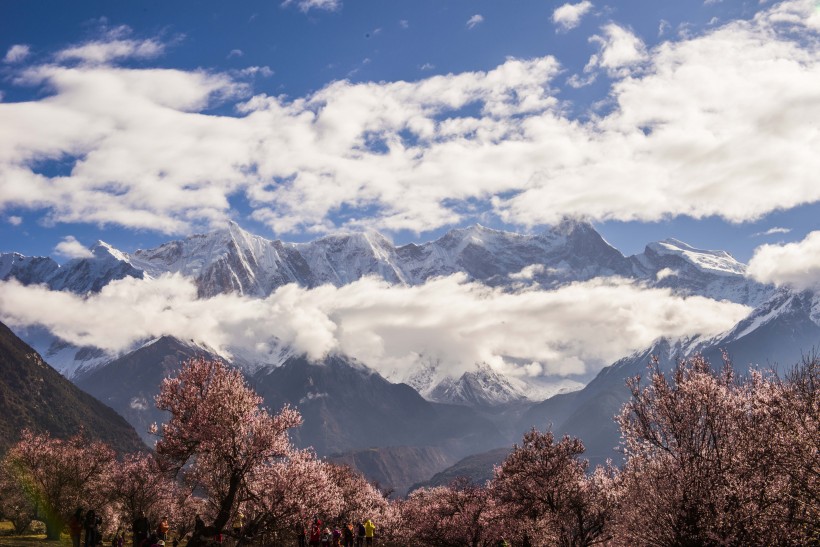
74, 339, 509, 466
251, 354, 508, 459
327, 446, 456, 497
409, 446, 513, 493
520, 289, 820, 468
74, 336, 224, 445
0, 320, 145, 455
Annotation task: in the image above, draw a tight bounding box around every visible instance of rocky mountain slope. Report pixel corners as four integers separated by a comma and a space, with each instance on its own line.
73, 336, 223, 445
0, 320, 146, 454
409, 447, 512, 492
327, 446, 455, 497
250, 354, 507, 458
520, 287, 820, 467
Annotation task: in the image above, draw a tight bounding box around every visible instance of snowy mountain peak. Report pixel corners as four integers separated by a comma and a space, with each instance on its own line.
90, 241, 131, 263
646, 238, 745, 276
552, 217, 595, 236
434, 224, 527, 257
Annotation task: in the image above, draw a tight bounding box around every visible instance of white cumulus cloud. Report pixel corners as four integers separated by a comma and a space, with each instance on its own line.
747, 231, 820, 291
53, 236, 93, 259
0, 274, 751, 379
587, 23, 647, 76
552, 1, 594, 31
753, 226, 791, 237
0, 1, 819, 238
56, 37, 165, 64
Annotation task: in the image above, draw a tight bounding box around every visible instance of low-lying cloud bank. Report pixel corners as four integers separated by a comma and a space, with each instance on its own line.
0, 274, 751, 378
1, 1, 819, 236
748, 231, 820, 291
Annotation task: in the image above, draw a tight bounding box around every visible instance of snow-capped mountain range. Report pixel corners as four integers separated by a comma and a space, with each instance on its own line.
1, 220, 773, 406
1, 219, 770, 303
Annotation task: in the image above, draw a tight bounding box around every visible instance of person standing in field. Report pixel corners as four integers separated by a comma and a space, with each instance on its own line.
355, 521, 365, 547
363, 518, 375, 546
69, 508, 83, 547
157, 516, 170, 541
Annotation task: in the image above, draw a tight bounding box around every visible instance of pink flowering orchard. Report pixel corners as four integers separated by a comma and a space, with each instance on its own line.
104, 452, 195, 537
399, 478, 501, 547
0, 430, 115, 539
491, 429, 615, 546
613, 354, 820, 545
1, 354, 817, 545
153, 357, 303, 546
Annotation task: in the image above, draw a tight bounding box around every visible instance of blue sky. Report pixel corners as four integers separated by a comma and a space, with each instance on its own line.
1, 0, 818, 262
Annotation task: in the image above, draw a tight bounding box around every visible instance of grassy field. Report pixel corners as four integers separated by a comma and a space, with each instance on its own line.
0, 521, 75, 546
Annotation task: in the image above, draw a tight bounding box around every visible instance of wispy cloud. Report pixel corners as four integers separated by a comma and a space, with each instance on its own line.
236, 66, 274, 78
227, 49, 244, 59
466, 14, 484, 29
753, 227, 791, 237
552, 1, 594, 31
53, 236, 93, 259
0, 275, 751, 379
54, 26, 166, 64
3, 44, 31, 64
281, 0, 341, 13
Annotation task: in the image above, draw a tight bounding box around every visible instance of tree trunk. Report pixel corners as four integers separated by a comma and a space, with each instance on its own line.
188, 471, 242, 547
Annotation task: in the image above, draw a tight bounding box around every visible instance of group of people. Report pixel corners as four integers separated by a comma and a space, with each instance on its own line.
68, 508, 119, 547
131, 511, 175, 547
66, 507, 174, 547
67, 507, 140, 547
299, 516, 375, 547
67, 510, 377, 546
68, 508, 98, 547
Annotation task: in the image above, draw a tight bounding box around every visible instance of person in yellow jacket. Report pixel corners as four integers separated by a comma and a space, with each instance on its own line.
233, 511, 244, 539
363, 518, 375, 546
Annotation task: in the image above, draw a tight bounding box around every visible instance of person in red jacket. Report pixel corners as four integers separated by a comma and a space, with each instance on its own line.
157, 516, 170, 541
68, 508, 83, 547
309, 517, 323, 547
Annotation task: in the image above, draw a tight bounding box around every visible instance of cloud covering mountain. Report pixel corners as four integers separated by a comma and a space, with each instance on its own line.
0, 273, 752, 380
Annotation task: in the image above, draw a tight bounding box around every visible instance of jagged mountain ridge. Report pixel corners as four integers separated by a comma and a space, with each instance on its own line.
0, 243, 144, 294
1, 220, 769, 304
630, 238, 771, 306
415, 363, 582, 407
124, 220, 637, 297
